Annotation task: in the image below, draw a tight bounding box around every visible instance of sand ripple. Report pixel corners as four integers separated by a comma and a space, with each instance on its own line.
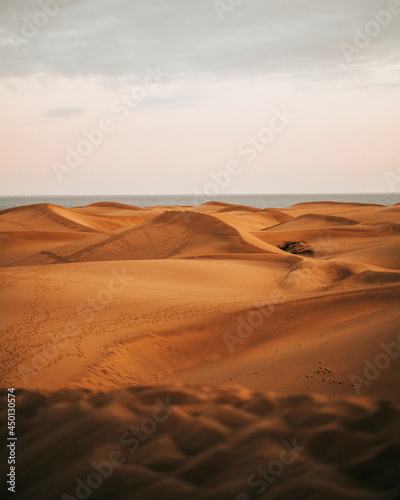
1, 386, 399, 500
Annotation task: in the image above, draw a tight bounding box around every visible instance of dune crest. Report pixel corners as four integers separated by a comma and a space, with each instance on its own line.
0, 200, 399, 402
1, 200, 400, 498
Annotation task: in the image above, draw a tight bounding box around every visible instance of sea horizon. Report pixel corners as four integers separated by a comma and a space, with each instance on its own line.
0, 192, 398, 211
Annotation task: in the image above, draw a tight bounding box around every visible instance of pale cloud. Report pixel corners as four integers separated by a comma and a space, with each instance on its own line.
0, 0, 399, 196
0, 0, 399, 84
44, 106, 87, 117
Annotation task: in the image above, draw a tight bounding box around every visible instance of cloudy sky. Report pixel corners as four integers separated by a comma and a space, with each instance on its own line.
1, 0, 399, 195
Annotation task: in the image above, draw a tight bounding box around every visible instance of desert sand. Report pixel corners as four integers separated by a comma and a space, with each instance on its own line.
1, 200, 399, 499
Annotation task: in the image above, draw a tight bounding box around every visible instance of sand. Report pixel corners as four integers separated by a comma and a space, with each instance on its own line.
0, 200, 399, 498
2, 386, 399, 500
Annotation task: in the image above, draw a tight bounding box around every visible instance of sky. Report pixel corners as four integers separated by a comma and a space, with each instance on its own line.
1, 0, 399, 196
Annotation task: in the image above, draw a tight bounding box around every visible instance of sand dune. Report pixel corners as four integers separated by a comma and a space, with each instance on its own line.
332, 241, 400, 270
1, 200, 399, 399
0, 203, 157, 234
1, 200, 399, 499
0, 231, 94, 267
5, 210, 274, 266
75, 201, 147, 211
0, 204, 100, 232
1, 386, 399, 500
262, 212, 360, 232
283, 201, 400, 225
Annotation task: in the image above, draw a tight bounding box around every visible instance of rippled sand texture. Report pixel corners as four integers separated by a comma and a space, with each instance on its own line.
1, 386, 399, 500
1, 201, 400, 499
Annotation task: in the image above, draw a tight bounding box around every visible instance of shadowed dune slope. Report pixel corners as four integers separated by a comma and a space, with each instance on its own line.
0, 204, 100, 232
283, 201, 400, 224
0, 203, 156, 234
193, 201, 260, 213
262, 213, 360, 231
252, 222, 400, 271
7, 210, 273, 266
1, 386, 399, 500
76, 201, 147, 211
0, 231, 94, 266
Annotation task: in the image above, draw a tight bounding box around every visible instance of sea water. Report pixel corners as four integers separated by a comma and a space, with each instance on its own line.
0, 193, 398, 211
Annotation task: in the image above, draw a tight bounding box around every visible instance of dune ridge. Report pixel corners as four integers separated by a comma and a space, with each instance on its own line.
1, 200, 399, 398
1, 200, 400, 499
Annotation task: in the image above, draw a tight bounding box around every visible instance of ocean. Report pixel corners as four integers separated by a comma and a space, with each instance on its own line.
0, 193, 398, 211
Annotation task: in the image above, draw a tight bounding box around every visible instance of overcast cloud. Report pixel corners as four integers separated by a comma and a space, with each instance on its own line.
1, 0, 399, 81
1, 1, 399, 195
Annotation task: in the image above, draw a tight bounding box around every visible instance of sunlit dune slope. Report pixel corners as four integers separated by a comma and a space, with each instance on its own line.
0, 200, 399, 405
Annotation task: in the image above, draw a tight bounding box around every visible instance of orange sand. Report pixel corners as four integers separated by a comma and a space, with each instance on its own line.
0, 200, 399, 499
1, 200, 399, 400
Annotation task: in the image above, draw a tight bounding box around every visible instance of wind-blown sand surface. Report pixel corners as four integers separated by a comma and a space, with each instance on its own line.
0, 200, 399, 498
